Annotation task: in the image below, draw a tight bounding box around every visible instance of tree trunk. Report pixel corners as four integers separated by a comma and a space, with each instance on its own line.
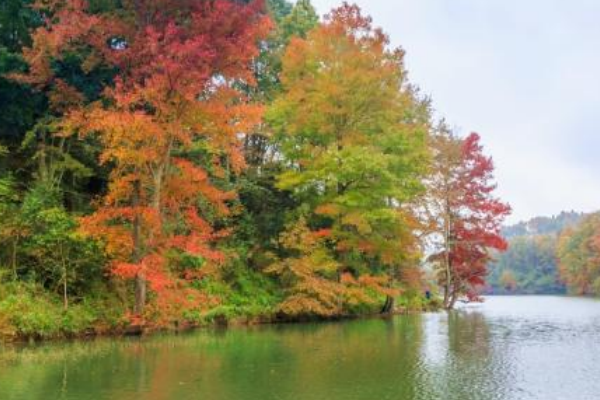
443, 275, 453, 310
63, 274, 68, 310
132, 180, 146, 316
11, 236, 18, 281
381, 295, 395, 314
61, 244, 68, 310
134, 273, 146, 315
447, 285, 458, 310
442, 196, 453, 310
381, 266, 396, 314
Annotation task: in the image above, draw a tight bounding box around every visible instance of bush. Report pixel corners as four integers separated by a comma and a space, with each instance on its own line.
189, 262, 281, 324
0, 281, 64, 339
0, 280, 126, 340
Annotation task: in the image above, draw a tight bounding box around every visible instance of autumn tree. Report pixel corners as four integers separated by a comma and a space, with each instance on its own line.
17, 0, 270, 321
426, 129, 510, 309
499, 269, 517, 292
267, 3, 430, 315
267, 216, 344, 317
557, 213, 600, 295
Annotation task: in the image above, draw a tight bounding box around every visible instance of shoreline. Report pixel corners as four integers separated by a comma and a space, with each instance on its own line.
1, 303, 440, 345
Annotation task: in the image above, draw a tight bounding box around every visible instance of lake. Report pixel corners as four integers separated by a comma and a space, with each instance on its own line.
1, 296, 600, 400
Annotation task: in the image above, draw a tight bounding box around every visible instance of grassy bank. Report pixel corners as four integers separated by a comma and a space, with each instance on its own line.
0, 274, 440, 342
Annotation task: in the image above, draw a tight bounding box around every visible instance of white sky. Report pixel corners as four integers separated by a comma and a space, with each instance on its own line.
307, 0, 600, 223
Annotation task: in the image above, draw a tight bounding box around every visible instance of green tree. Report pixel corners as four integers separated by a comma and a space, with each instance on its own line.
279, 0, 318, 43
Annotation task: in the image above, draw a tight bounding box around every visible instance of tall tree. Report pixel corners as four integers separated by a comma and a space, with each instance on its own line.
267, 4, 430, 315
426, 129, 510, 309
18, 0, 270, 320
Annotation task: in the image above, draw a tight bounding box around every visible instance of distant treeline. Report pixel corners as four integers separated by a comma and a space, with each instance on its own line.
488, 211, 600, 295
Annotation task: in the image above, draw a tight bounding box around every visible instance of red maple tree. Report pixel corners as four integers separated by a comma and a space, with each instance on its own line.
428, 131, 510, 308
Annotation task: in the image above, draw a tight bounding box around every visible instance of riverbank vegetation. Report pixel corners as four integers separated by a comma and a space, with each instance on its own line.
0, 0, 509, 340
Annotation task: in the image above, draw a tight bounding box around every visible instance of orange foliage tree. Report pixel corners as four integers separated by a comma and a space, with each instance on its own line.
18, 0, 270, 321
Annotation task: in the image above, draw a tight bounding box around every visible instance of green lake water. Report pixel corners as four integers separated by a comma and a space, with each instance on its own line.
2, 296, 600, 400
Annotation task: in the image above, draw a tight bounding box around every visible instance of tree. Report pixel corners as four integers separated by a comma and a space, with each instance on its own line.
0, 174, 103, 308
279, 0, 318, 43
557, 213, 600, 295
18, 0, 270, 321
0, 148, 22, 279
18, 184, 103, 309
267, 3, 430, 314
426, 129, 510, 309
0, 0, 44, 171
0, 0, 37, 52
499, 269, 517, 292
266, 216, 344, 317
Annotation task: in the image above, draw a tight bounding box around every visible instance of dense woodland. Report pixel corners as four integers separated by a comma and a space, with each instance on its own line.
0, 0, 512, 339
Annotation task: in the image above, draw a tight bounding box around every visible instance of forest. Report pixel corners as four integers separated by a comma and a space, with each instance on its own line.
487, 211, 600, 296
0, 0, 513, 340
487, 212, 582, 295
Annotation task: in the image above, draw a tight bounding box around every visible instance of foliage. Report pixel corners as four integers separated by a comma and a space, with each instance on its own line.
267, 4, 430, 315
487, 234, 565, 295
17, 0, 271, 321
487, 212, 585, 295
0, 182, 104, 307
0, 1, 518, 337
267, 217, 345, 317
557, 213, 600, 295
0, 279, 125, 340
279, 0, 319, 43
425, 128, 510, 308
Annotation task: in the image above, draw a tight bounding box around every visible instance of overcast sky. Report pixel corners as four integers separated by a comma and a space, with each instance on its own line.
307, 0, 600, 223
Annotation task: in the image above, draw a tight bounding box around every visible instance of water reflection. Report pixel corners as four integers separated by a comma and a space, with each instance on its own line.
418, 307, 512, 400
2, 297, 600, 400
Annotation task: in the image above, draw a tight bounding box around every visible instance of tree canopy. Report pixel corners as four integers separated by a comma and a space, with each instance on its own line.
0, 0, 513, 339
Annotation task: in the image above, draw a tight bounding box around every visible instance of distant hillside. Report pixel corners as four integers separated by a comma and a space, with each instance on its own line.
502, 211, 584, 238
487, 212, 586, 295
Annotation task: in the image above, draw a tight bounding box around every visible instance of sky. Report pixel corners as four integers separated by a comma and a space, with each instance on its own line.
307, 0, 600, 223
